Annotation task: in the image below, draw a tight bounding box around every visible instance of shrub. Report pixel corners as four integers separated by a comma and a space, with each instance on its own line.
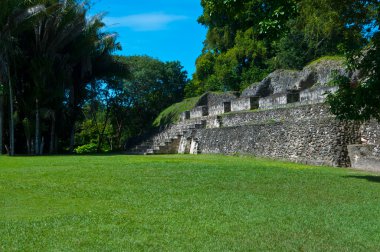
74, 143, 98, 154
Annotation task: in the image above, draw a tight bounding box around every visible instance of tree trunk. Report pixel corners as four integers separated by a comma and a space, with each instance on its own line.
0, 94, 3, 155
35, 98, 40, 155
97, 106, 110, 153
49, 112, 56, 154
70, 125, 75, 152
39, 136, 44, 155
8, 75, 14, 156
69, 86, 75, 152
26, 138, 31, 155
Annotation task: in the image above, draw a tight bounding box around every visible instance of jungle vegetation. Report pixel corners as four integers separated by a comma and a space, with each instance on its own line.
0, 0, 379, 155
186, 0, 380, 124
0, 0, 188, 155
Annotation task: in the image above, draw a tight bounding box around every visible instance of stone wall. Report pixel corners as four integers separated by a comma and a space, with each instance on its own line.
259, 93, 287, 109
190, 106, 208, 118
360, 121, 380, 145
242, 59, 349, 98
188, 86, 338, 120
348, 145, 380, 172
220, 104, 330, 127
208, 104, 224, 116
196, 92, 238, 107
231, 97, 259, 112
300, 86, 338, 105
131, 59, 380, 170
149, 103, 379, 169
195, 116, 360, 167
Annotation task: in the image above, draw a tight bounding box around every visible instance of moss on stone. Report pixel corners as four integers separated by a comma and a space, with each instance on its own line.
153, 96, 201, 127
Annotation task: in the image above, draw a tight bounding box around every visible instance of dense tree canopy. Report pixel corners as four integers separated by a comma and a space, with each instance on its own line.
327, 1, 380, 121
186, 0, 376, 97
74, 55, 188, 153
0, 1, 188, 155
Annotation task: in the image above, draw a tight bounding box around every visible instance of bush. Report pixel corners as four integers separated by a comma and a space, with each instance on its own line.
74, 143, 98, 154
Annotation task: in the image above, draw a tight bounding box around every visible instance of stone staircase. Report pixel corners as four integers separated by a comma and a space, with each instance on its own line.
127, 120, 206, 155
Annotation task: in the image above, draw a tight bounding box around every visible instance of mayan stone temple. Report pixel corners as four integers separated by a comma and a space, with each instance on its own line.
129, 59, 380, 172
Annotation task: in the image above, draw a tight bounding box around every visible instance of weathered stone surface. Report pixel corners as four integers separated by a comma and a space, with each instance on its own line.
241, 59, 349, 98
196, 92, 239, 107
127, 59, 380, 170
360, 121, 380, 145
209, 104, 224, 116
196, 117, 360, 167
190, 106, 208, 118
231, 97, 259, 112
300, 86, 338, 104
241, 82, 260, 97
220, 104, 330, 127
259, 93, 287, 109
299, 59, 349, 89
348, 144, 380, 172
180, 111, 190, 121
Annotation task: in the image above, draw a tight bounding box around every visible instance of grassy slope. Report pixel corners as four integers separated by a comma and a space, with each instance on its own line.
307, 55, 345, 66
152, 96, 200, 127
1, 155, 380, 251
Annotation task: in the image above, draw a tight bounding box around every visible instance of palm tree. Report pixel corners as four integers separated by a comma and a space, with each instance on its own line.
0, 84, 3, 155
0, 1, 45, 155
23, 1, 127, 154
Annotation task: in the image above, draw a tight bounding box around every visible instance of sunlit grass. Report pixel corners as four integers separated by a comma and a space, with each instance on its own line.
153, 96, 200, 127
1, 155, 380, 251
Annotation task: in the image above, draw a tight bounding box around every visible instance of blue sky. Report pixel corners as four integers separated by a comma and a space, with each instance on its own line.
90, 0, 207, 76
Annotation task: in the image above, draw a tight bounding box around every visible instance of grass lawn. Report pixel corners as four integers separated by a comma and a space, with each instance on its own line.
1, 155, 380, 251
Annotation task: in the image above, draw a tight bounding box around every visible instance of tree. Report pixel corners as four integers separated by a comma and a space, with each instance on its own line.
326, 1, 380, 121
13, 0, 128, 154
188, 0, 372, 97
112, 56, 187, 136
188, 0, 298, 96
0, 1, 45, 155
0, 0, 129, 155
0, 84, 3, 155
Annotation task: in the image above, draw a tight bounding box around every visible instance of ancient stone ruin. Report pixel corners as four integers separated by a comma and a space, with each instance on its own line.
128, 59, 380, 172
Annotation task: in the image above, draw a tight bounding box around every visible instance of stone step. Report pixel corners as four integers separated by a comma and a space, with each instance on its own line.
145, 149, 154, 155
136, 145, 152, 150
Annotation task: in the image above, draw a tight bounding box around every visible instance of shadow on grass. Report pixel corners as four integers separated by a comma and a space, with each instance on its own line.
344, 175, 380, 183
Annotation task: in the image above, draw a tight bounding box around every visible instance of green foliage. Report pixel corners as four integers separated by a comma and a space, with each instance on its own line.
73, 143, 98, 154
327, 3, 380, 121
187, 0, 299, 97
116, 55, 188, 133
0, 0, 131, 154
1, 155, 380, 250
0, 1, 190, 154
153, 96, 201, 127
187, 0, 370, 98
307, 56, 345, 66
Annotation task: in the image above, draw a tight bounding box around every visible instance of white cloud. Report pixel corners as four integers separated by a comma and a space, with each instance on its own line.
103, 13, 188, 31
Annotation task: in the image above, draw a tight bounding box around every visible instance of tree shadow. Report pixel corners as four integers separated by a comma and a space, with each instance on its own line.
344, 175, 380, 183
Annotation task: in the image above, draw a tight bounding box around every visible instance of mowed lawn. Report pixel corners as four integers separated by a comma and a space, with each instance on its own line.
1, 155, 380, 251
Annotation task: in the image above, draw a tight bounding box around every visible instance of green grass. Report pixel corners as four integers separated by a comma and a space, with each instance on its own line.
153, 96, 200, 127
1, 155, 380, 251
307, 55, 345, 66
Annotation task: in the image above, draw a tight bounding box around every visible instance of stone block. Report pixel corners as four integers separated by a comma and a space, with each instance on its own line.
259, 93, 287, 109
180, 111, 190, 121
208, 104, 224, 116
231, 97, 259, 112
190, 106, 209, 118
300, 86, 338, 104
348, 144, 380, 172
